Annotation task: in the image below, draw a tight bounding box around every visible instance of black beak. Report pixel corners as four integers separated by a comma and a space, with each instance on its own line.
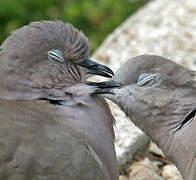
86, 80, 122, 94
77, 59, 114, 78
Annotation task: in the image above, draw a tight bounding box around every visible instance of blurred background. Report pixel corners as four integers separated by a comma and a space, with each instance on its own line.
0, 0, 148, 53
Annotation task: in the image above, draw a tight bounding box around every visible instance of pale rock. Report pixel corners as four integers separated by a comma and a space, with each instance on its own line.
128, 158, 163, 180
162, 164, 183, 180
119, 175, 129, 180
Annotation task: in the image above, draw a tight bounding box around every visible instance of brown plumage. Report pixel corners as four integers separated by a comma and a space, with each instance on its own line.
0, 21, 118, 180
94, 55, 196, 180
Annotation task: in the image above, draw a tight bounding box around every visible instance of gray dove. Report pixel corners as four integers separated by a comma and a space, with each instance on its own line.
92, 55, 196, 180
0, 21, 118, 180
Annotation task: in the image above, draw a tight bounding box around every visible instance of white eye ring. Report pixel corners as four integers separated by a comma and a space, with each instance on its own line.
48, 49, 64, 63
137, 73, 156, 86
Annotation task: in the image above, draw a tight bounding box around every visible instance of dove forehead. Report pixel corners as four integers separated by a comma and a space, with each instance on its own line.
0, 20, 90, 67
113, 55, 192, 85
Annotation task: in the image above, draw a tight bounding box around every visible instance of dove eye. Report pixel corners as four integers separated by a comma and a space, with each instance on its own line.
48, 49, 64, 63
137, 73, 156, 87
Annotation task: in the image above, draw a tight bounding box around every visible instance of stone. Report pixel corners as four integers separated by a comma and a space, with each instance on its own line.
162, 164, 183, 180
119, 175, 129, 180
128, 158, 163, 180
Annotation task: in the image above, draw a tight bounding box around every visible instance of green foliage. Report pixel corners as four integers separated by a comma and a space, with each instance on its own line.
0, 0, 148, 53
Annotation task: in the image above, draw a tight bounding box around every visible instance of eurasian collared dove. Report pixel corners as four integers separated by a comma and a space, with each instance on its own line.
0, 21, 118, 180
93, 55, 196, 180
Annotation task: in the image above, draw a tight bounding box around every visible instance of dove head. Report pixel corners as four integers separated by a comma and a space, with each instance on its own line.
95, 55, 196, 134
0, 21, 114, 100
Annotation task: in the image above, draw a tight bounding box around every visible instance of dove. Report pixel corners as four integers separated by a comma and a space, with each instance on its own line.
0, 20, 118, 180
93, 55, 196, 180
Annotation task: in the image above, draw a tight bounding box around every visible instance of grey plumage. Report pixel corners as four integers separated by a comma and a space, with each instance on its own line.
94, 55, 196, 180
0, 21, 118, 180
